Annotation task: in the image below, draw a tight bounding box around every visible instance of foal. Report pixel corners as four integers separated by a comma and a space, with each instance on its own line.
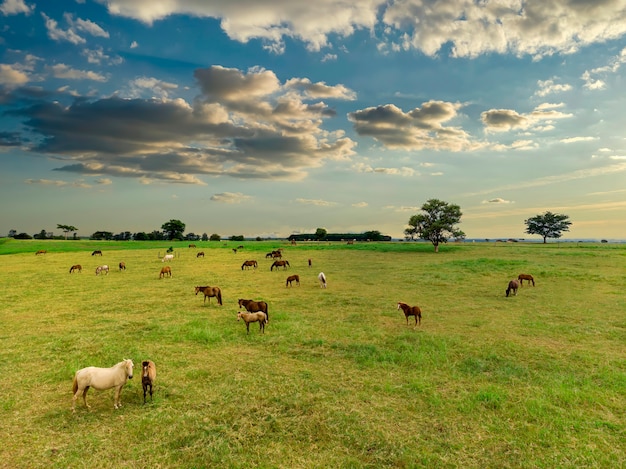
141, 360, 156, 404
237, 311, 267, 334
397, 302, 422, 327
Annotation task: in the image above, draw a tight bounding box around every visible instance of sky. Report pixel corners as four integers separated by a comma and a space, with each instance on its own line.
2, 0, 626, 240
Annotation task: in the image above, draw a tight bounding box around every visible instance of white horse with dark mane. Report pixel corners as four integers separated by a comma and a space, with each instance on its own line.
318, 272, 327, 288
72, 359, 134, 411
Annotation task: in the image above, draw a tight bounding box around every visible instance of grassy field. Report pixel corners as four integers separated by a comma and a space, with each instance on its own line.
0, 239, 625, 468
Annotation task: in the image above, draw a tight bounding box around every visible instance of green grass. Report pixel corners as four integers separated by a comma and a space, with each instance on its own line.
1, 239, 625, 468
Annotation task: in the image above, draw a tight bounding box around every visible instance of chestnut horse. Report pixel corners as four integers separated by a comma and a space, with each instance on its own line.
397, 302, 422, 327
286, 274, 300, 287
518, 274, 535, 286
271, 260, 290, 271
35, 250, 47, 255
195, 285, 223, 305
141, 360, 156, 404
72, 359, 134, 411
506, 279, 519, 297
69, 264, 82, 273
238, 298, 269, 322
159, 266, 172, 278
241, 260, 257, 270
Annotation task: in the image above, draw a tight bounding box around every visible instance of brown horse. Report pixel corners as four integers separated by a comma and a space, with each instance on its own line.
194, 285, 223, 305
286, 274, 300, 287
238, 298, 269, 322
271, 260, 290, 271
188, 244, 196, 248
91, 250, 102, 256
237, 311, 267, 334
159, 266, 172, 278
69, 264, 82, 273
196, 251, 205, 258
506, 279, 519, 297
141, 360, 156, 404
241, 260, 257, 270
518, 274, 535, 286
119, 262, 126, 271
397, 302, 422, 327
35, 250, 47, 255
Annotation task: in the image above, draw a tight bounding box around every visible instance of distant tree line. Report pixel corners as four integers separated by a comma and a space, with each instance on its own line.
288, 229, 391, 242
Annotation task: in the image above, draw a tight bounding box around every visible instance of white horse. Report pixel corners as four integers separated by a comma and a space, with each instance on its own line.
318, 272, 327, 288
162, 254, 174, 262
95, 265, 109, 275
72, 359, 134, 411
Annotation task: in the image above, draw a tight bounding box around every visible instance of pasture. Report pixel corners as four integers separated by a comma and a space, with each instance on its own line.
0, 239, 625, 468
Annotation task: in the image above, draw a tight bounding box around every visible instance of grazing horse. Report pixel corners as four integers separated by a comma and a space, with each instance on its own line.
241, 260, 258, 270
238, 298, 269, 322
271, 260, 290, 271
318, 272, 327, 288
397, 302, 422, 327
237, 311, 267, 334
196, 251, 205, 258
506, 279, 520, 297
188, 244, 196, 248
91, 250, 102, 256
159, 266, 172, 278
194, 285, 223, 305
72, 359, 134, 411
35, 250, 47, 255
518, 273, 535, 286
119, 262, 126, 271
69, 264, 82, 273
286, 274, 300, 287
95, 265, 109, 275
162, 254, 174, 262
141, 360, 156, 404
271, 251, 282, 259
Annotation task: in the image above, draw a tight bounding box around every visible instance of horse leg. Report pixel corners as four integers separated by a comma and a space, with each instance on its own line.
81, 386, 91, 409
143, 383, 147, 404
114, 386, 123, 409
246, 322, 250, 334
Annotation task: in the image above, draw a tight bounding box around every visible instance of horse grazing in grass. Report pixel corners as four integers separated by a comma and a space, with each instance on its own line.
196, 251, 205, 258
286, 274, 300, 287
119, 262, 126, 271
69, 264, 82, 273
271, 260, 290, 271
188, 244, 196, 248
238, 298, 269, 322
397, 302, 422, 327
237, 311, 267, 334
162, 254, 174, 262
141, 360, 156, 404
518, 274, 535, 286
159, 266, 172, 278
195, 285, 223, 305
318, 272, 327, 288
95, 265, 109, 275
91, 250, 102, 256
72, 359, 134, 411
35, 250, 47, 255
506, 279, 519, 297
241, 260, 257, 270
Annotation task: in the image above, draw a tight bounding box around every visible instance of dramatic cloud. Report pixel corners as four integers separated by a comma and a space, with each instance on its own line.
15, 65, 356, 183
349, 101, 482, 151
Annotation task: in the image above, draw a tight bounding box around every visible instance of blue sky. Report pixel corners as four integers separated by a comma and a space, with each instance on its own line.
2, 0, 626, 240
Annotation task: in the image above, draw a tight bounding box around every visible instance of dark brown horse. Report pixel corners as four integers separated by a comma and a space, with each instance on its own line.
69, 264, 82, 273
92, 250, 103, 256
196, 251, 205, 258
188, 244, 196, 248
119, 262, 126, 271
506, 279, 519, 297
35, 250, 47, 255
195, 286, 223, 305
241, 260, 257, 270
397, 302, 422, 327
286, 274, 300, 287
271, 260, 290, 271
238, 298, 269, 322
159, 266, 172, 278
518, 274, 535, 286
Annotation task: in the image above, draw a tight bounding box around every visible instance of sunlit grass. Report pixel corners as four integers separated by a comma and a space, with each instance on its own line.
0, 240, 625, 467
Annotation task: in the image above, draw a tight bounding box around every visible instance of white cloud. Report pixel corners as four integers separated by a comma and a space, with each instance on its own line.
535, 79, 572, 97
49, 63, 107, 82
482, 198, 514, 204
0, 0, 32, 15
560, 136, 597, 144
295, 198, 337, 207
0, 63, 29, 86
210, 192, 252, 204
481, 103, 572, 133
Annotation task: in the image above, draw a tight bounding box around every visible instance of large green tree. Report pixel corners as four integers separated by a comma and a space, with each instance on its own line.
405, 199, 464, 252
315, 228, 327, 241
161, 219, 186, 240
57, 224, 78, 240
524, 211, 572, 243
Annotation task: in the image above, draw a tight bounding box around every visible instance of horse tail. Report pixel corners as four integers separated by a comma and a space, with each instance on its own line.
217, 289, 223, 306
263, 302, 269, 321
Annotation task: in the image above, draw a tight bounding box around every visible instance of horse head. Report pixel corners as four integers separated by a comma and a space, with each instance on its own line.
124, 359, 134, 379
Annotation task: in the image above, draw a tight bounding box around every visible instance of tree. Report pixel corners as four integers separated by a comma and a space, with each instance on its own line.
315, 228, 327, 241
405, 199, 464, 252
524, 211, 572, 243
161, 219, 186, 240
209, 233, 221, 241
57, 224, 78, 240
